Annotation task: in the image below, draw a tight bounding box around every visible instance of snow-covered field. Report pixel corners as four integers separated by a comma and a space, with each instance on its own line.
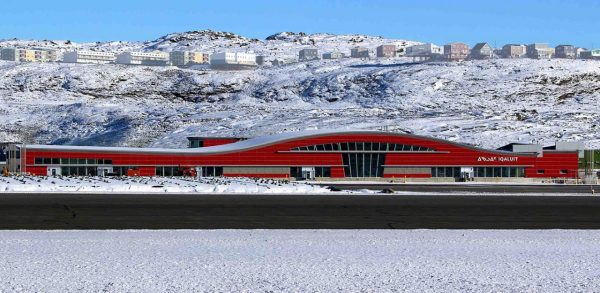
0, 175, 329, 193
1, 230, 599, 292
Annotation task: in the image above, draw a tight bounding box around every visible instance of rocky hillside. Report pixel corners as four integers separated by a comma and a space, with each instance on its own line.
0, 31, 599, 149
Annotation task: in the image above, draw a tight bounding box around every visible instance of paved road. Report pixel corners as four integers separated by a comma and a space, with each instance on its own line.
2, 193, 600, 229
315, 183, 599, 193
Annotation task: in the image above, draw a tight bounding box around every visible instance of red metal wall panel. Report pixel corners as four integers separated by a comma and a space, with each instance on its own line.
203, 138, 241, 147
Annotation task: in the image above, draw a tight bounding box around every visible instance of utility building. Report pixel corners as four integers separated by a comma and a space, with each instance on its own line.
299, 48, 319, 61
501, 44, 527, 58
443, 43, 470, 61
323, 52, 344, 59
350, 46, 369, 58
554, 45, 576, 59
376, 45, 396, 57
470, 43, 494, 59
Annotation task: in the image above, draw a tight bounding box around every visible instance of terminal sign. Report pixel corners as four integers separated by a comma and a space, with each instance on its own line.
477, 156, 518, 162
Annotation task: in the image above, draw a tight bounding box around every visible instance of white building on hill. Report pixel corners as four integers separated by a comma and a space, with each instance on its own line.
63, 50, 116, 64
116, 51, 170, 66
210, 52, 257, 70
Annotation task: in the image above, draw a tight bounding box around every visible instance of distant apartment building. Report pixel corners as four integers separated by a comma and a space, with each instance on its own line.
580, 49, 600, 60
116, 51, 170, 66
554, 45, 576, 59
299, 48, 319, 61
501, 44, 527, 58
576, 48, 588, 58
443, 43, 469, 61
376, 45, 396, 57
470, 42, 494, 59
169, 51, 208, 66
210, 52, 257, 70
62, 50, 116, 64
405, 43, 443, 57
322, 52, 344, 59
0, 48, 57, 62
350, 46, 369, 58
527, 43, 552, 59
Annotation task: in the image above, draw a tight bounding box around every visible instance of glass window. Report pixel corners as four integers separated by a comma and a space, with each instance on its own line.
356, 142, 364, 151
86, 167, 97, 176
60, 158, 69, 164
290, 167, 300, 178
493, 167, 502, 177
87, 159, 97, 164
51, 158, 60, 164
291, 142, 434, 152
475, 167, 485, 178
105, 160, 113, 165
340, 143, 349, 151
78, 158, 86, 164
35, 158, 43, 164
348, 143, 356, 151
43, 158, 51, 164
69, 158, 78, 164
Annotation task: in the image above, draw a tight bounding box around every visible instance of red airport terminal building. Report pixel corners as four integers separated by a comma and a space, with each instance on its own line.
0, 130, 582, 182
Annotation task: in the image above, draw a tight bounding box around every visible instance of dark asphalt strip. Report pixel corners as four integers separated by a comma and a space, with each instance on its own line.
1, 193, 600, 229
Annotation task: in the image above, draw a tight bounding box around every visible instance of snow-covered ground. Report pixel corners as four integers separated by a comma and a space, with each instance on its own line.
1, 57, 599, 149
0, 175, 329, 193
0, 175, 595, 194
1, 30, 599, 149
1, 230, 599, 292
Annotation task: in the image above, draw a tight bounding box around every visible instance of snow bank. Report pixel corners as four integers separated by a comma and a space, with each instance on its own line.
0, 175, 330, 193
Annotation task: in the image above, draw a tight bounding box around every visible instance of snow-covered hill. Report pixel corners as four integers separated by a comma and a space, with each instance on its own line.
0, 31, 599, 149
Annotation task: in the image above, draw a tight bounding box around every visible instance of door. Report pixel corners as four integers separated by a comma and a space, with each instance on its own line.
97, 167, 113, 177
460, 167, 474, 181
47, 167, 60, 176
301, 167, 316, 180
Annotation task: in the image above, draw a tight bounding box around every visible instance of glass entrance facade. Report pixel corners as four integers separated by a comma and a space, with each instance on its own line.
342, 153, 386, 177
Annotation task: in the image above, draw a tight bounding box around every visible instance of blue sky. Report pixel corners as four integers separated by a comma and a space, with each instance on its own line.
1, 0, 599, 48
